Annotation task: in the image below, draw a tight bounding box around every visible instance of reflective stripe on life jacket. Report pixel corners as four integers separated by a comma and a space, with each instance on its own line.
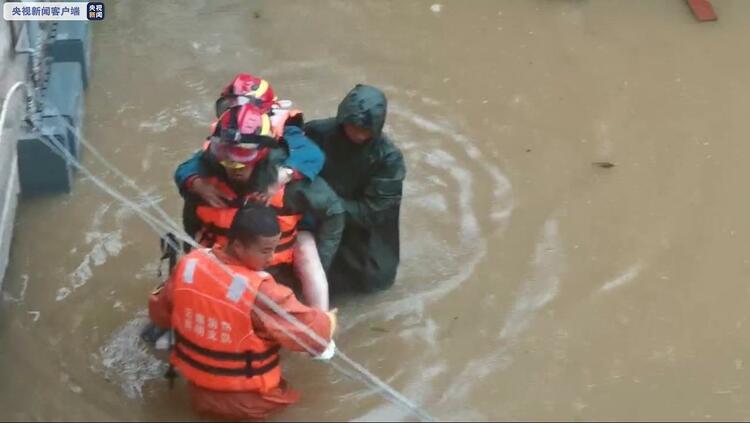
170, 249, 282, 392
267, 184, 303, 266
193, 177, 303, 266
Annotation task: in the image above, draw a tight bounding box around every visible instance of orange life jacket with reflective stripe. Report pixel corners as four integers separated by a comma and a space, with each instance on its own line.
193, 177, 303, 267
170, 249, 281, 393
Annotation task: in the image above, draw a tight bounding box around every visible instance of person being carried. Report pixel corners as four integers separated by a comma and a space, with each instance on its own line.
148, 204, 337, 421
211, 72, 321, 187
175, 103, 342, 310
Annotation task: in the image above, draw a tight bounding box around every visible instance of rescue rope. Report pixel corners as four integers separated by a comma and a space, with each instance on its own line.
26, 93, 436, 422
0, 82, 32, 149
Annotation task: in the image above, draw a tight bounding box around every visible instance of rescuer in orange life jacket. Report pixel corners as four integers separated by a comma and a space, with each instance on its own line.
148, 204, 338, 421
173, 74, 340, 311
175, 102, 343, 311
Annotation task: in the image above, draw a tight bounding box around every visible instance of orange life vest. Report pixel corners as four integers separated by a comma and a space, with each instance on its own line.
170, 249, 281, 393
193, 177, 303, 267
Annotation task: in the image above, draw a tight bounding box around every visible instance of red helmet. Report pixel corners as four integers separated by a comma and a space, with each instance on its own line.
209, 140, 270, 167
218, 104, 273, 137
216, 73, 277, 116
208, 105, 276, 167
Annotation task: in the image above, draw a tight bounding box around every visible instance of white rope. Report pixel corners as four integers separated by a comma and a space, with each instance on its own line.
28, 94, 436, 422
0, 82, 31, 146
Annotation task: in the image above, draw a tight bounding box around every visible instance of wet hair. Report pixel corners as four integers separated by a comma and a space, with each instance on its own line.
227, 203, 280, 246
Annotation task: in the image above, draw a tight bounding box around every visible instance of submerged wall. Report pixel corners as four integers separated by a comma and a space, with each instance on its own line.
0, 20, 27, 289
0, 19, 90, 290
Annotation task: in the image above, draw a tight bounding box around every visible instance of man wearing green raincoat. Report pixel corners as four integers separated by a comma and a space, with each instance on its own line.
304, 84, 405, 293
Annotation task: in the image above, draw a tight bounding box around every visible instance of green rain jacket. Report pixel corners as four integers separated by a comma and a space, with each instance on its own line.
304, 84, 405, 292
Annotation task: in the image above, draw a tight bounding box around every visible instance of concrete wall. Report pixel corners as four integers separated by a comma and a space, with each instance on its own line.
0, 21, 29, 289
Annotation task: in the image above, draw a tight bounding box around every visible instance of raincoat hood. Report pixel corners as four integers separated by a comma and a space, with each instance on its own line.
336, 84, 388, 140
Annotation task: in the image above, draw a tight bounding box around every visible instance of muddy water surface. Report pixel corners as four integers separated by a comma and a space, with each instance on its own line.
2, 0, 750, 420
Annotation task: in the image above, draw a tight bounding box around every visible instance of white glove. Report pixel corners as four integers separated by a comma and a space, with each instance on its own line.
314, 340, 336, 361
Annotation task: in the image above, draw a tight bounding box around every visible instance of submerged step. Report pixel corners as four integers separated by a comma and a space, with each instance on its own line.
17, 116, 74, 196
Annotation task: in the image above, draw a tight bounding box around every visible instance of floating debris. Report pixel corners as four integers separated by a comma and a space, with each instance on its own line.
592, 161, 615, 169
370, 325, 390, 333
27, 311, 40, 322
97, 313, 168, 399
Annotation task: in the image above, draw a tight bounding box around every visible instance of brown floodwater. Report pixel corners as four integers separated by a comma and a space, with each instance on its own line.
3, 0, 750, 420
